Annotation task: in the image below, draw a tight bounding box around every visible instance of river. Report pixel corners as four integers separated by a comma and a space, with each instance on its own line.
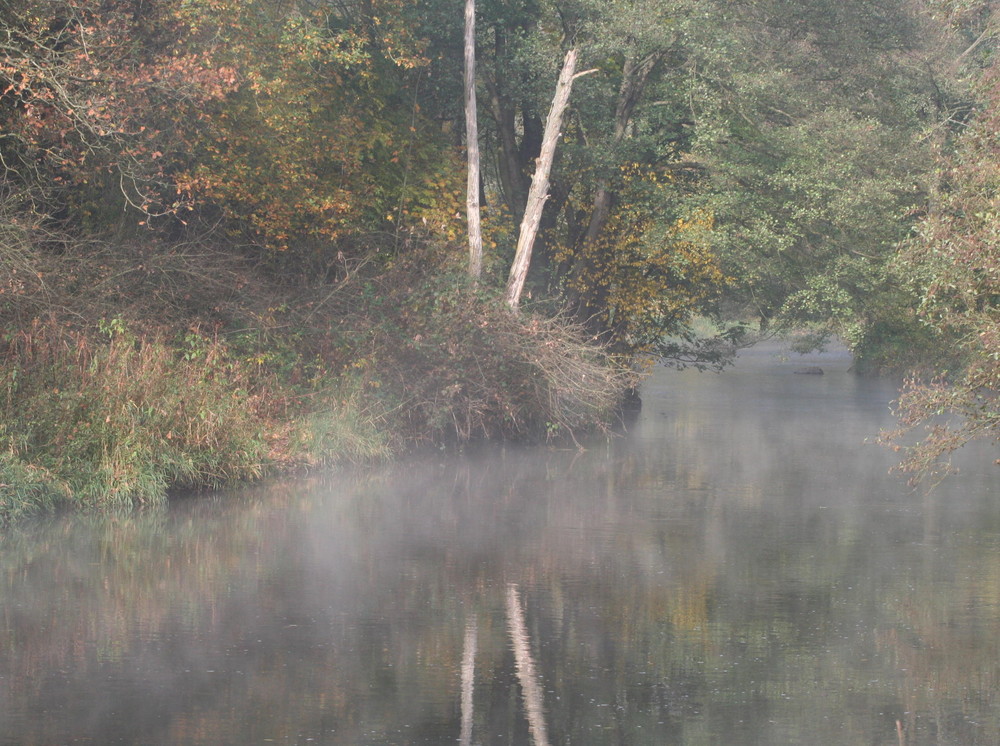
1, 343, 998, 745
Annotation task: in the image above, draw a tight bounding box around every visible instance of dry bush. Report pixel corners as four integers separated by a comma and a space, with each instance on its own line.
336, 258, 637, 445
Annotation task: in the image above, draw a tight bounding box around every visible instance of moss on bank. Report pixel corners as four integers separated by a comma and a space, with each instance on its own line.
0, 239, 632, 523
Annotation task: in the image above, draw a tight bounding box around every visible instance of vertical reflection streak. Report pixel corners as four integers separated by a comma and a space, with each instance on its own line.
460, 614, 477, 746
507, 583, 551, 746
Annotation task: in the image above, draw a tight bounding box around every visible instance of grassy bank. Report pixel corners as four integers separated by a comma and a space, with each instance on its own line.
0, 237, 632, 523
0, 319, 389, 520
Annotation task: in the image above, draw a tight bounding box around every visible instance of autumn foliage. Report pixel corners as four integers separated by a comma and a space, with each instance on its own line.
887, 61, 1000, 479
0, 1, 239, 222
0, 0, 458, 254
0, 0, 995, 516
556, 165, 726, 355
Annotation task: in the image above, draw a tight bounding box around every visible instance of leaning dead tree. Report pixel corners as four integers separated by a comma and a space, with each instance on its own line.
505, 49, 595, 310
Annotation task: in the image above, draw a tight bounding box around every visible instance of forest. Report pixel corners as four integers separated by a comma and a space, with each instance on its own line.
0, 0, 996, 520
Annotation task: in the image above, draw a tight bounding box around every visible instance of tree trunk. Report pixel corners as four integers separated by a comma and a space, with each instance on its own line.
464, 0, 483, 280
506, 48, 584, 310
487, 79, 525, 211
568, 49, 665, 333
486, 26, 527, 213
578, 49, 664, 249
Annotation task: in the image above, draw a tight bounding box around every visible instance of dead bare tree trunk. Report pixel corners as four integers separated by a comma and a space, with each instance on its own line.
464, 0, 483, 280
505, 49, 593, 310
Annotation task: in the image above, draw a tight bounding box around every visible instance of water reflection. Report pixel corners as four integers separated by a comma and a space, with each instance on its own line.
0, 344, 998, 745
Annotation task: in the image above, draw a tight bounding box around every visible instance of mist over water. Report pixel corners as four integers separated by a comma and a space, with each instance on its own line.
1, 343, 998, 745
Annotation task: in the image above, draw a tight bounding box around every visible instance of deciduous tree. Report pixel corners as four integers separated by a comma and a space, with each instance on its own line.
681, 0, 967, 365
889, 53, 1000, 478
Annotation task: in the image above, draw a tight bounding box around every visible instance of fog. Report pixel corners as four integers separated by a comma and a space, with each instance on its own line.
1, 343, 998, 745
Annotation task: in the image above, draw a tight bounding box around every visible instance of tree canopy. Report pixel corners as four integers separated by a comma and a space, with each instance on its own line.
0, 0, 997, 483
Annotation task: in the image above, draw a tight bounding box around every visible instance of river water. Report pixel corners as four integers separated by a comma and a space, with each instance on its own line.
1, 344, 998, 745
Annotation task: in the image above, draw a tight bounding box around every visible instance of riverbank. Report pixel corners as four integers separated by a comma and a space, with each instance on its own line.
0, 238, 633, 523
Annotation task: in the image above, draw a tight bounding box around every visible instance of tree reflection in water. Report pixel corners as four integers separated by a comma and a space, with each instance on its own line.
460, 614, 476, 746
1, 346, 999, 745
507, 583, 551, 746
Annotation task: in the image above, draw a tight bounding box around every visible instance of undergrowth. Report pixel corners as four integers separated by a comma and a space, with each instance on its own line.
339, 260, 636, 445
0, 319, 388, 521
0, 234, 630, 523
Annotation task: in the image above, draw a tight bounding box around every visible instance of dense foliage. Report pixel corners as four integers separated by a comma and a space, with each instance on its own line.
0, 0, 997, 515
888, 58, 1000, 479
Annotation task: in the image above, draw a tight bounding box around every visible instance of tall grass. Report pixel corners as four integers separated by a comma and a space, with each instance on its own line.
0, 322, 268, 511
0, 454, 71, 523
0, 321, 387, 521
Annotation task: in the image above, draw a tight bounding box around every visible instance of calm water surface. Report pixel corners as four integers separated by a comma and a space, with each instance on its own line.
1, 345, 999, 745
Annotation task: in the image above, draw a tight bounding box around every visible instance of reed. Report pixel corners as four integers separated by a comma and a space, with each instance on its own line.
0, 320, 388, 520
